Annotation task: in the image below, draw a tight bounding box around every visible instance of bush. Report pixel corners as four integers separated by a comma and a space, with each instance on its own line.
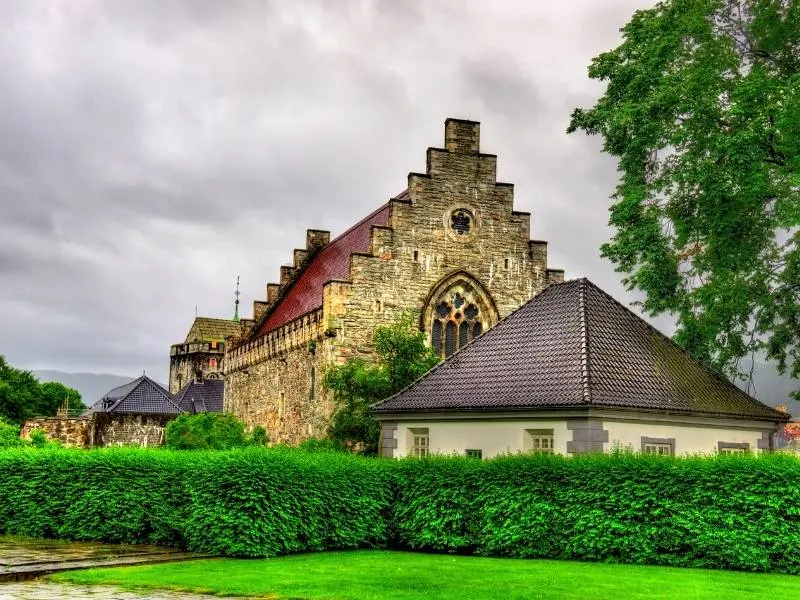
0, 417, 24, 448
0, 447, 390, 556
164, 413, 269, 450
1, 449, 800, 572
389, 453, 800, 573
0, 418, 60, 449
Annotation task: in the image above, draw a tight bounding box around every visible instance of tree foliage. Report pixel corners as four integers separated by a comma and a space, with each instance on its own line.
164, 412, 269, 450
322, 313, 441, 454
568, 0, 799, 397
0, 356, 84, 424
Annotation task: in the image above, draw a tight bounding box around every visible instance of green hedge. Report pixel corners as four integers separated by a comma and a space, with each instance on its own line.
0, 447, 390, 557
390, 453, 800, 573
1, 448, 800, 572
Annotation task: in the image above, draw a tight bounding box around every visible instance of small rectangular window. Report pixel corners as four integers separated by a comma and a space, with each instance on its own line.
643, 443, 672, 455
278, 391, 285, 419
465, 449, 482, 459
410, 428, 429, 458
504, 258, 509, 269
413, 250, 419, 262
641, 437, 675, 456
718, 442, 750, 455
720, 447, 747, 455
526, 429, 554, 454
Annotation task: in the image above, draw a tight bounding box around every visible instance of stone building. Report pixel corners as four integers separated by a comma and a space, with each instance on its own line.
223, 118, 563, 444
169, 317, 242, 394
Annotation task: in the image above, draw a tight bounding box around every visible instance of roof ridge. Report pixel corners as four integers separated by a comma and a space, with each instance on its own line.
371, 279, 568, 410
578, 278, 592, 404
327, 201, 391, 246
579, 279, 788, 419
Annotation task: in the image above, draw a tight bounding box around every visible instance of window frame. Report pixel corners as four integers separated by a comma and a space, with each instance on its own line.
640, 436, 675, 456
465, 449, 483, 459
718, 441, 750, 455
410, 428, 430, 458
525, 428, 555, 454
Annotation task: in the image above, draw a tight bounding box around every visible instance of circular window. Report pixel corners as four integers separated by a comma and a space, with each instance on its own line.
443, 203, 479, 242
451, 210, 472, 235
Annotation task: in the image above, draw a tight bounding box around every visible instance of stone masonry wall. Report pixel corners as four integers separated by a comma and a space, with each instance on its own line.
21, 418, 93, 448
22, 414, 174, 448
92, 413, 172, 447
225, 118, 563, 442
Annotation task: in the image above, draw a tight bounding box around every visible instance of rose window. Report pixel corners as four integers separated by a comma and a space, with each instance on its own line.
450, 210, 472, 235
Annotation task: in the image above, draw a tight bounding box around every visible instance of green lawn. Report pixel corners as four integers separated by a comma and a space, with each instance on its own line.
50, 550, 800, 600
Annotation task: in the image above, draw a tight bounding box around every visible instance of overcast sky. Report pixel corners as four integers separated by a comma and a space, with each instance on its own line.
0, 0, 794, 402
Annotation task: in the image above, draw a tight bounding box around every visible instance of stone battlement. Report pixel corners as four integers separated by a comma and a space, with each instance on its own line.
226, 308, 324, 372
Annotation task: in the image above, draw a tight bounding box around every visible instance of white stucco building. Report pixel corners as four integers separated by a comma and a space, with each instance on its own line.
372, 279, 788, 459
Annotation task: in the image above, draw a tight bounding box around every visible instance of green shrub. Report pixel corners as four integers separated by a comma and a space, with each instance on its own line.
297, 437, 349, 453
389, 453, 800, 573
0, 417, 24, 448
164, 413, 269, 450
1, 449, 800, 572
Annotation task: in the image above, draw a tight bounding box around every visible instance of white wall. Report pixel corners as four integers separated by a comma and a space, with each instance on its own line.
605, 420, 763, 455
393, 420, 570, 458
389, 417, 769, 458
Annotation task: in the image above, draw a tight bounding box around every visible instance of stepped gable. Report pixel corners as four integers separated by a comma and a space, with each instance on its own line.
86, 375, 181, 415
373, 278, 788, 421
172, 378, 225, 413
257, 201, 392, 335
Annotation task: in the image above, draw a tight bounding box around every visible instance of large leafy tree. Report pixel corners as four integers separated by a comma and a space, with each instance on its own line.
322, 313, 440, 454
568, 0, 799, 397
0, 355, 84, 423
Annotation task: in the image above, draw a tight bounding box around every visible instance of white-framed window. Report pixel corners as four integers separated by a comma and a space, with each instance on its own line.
641, 437, 675, 456
718, 442, 750, 455
410, 428, 429, 457
465, 449, 482, 459
525, 429, 555, 454
643, 443, 672, 456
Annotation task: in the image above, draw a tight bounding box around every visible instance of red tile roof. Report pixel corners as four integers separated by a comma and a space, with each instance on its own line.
258, 202, 391, 335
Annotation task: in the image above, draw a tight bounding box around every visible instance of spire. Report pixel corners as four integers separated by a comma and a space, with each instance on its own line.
233, 275, 241, 322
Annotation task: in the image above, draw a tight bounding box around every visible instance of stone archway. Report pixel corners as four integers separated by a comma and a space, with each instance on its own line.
421, 271, 499, 358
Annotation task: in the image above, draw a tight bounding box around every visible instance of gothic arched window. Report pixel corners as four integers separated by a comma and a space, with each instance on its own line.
431, 292, 484, 358
423, 272, 498, 359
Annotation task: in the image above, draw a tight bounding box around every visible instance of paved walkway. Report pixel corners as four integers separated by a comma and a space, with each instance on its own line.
0, 581, 246, 599
0, 536, 205, 581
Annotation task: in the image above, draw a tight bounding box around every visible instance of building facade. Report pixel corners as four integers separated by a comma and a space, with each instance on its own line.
372, 279, 789, 458
222, 118, 563, 443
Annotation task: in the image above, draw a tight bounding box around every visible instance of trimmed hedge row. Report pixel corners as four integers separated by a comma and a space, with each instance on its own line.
0, 448, 390, 556
1, 448, 800, 572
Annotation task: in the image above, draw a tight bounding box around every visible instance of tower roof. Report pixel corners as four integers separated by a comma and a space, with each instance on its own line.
372, 279, 788, 421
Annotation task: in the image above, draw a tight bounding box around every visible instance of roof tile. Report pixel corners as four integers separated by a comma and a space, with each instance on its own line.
372, 279, 788, 421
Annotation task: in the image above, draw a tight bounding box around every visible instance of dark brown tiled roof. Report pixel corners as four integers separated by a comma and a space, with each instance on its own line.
86, 376, 182, 415
172, 378, 225, 413
372, 279, 788, 421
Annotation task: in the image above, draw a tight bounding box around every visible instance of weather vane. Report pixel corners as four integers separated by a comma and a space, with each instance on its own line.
233, 275, 241, 321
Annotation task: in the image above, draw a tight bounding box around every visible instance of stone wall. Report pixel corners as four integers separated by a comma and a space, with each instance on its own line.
21, 413, 174, 448
92, 413, 173, 447
225, 118, 563, 442
21, 417, 93, 448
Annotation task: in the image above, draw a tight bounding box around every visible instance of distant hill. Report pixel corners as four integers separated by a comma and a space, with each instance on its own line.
32, 371, 136, 405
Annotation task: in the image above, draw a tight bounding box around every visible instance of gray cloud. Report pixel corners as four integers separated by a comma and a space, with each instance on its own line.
0, 0, 793, 402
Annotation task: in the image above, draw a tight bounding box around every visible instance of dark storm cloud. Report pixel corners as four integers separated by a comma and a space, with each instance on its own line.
0, 0, 792, 402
